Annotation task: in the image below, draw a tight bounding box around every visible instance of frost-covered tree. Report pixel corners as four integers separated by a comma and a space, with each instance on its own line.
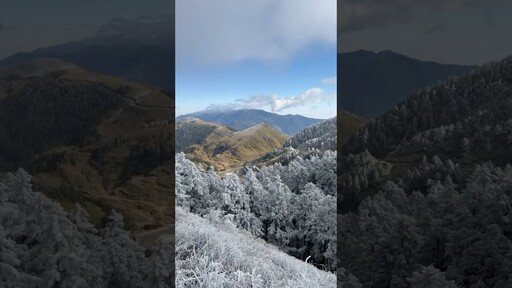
175, 147, 338, 271
0, 169, 176, 287
407, 265, 459, 288
101, 210, 145, 288
144, 236, 174, 288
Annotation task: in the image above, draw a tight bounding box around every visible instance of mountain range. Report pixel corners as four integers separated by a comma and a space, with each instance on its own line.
176, 117, 289, 171
0, 58, 173, 237
339, 50, 477, 117
0, 25, 173, 91
177, 109, 324, 135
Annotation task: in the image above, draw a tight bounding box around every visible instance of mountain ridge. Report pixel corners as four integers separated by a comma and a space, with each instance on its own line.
0, 32, 173, 90
176, 118, 288, 171
177, 108, 324, 135
339, 50, 477, 117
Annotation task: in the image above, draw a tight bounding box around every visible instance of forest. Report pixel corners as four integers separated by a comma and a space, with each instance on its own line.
0, 169, 174, 288
176, 148, 337, 271
338, 55, 512, 287
0, 77, 123, 170
175, 116, 339, 286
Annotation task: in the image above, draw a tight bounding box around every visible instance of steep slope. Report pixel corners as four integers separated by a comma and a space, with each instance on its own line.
339, 50, 476, 117
282, 111, 366, 151
256, 110, 365, 167
176, 206, 336, 287
177, 109, 323, 135
175, 117, 235, 152
0, 58, 174, 237
338, 55, 512, 287
340, 54, 512, 211
343, 55, 512, 163
285, 116, 337, 150
184, 123, 289, 171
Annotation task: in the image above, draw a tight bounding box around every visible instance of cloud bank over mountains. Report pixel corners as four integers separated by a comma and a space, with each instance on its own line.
206, 88, 335, 113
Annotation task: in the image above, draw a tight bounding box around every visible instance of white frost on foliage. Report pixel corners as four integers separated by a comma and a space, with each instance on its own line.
175, 207, 336, 288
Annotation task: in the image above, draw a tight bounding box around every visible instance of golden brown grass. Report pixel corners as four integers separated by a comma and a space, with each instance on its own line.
185, 123, 289, 171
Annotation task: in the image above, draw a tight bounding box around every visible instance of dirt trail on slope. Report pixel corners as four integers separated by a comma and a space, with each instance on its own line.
121, 89, 174, 111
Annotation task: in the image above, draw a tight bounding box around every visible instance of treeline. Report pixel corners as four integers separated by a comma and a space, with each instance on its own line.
123, 137, 174, 179
344, 56, 512, 158
176, 149, 337, 271
285, 116, 337, 150
0, 169, 173, 288
338, 55, 512, 287
0, 77, 123, 169
86, 128, 173, 181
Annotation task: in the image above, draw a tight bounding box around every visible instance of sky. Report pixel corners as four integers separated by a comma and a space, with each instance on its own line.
176, 0, 337, 119
338, 0, 512, 65
0, 0, 172, 60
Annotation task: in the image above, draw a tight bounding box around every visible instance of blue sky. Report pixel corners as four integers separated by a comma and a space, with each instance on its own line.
176, 0, 337, 119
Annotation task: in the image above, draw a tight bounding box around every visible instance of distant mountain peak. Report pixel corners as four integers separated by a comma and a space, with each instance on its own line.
338, 50, 476, 117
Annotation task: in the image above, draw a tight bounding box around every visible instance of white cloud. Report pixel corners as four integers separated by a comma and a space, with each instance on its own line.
176, 0, 336, 67
206, 88, 334, 112
321, 76, 336, 85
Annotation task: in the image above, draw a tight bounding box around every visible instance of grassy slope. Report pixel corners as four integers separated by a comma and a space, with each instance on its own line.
338, 110, 367, 148
185, 123, 289, 171
176, 207, 336, 288
175, 117, 234, 152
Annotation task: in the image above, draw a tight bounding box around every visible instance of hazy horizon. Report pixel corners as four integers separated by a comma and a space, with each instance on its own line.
175, 107, 330, 119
